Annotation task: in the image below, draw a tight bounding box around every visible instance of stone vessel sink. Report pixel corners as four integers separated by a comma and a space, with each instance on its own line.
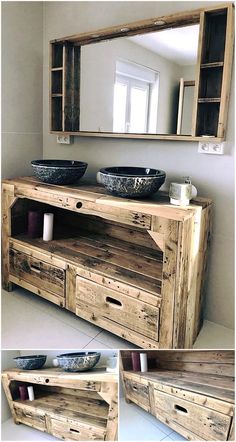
99, 166, 166, 198
13, 355, 47, 370
31, 160, 87, 185
56, 352, 101, 372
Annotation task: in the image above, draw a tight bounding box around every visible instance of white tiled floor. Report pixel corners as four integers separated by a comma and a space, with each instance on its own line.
1, 418, 59, 441
2, 287, 234, 349
119, 398, 186, 441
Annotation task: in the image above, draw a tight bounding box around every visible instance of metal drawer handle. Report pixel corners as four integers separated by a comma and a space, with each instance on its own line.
105, 296, 122, 308
174, 404, 188, 414
70, 428, 80, 434
30, 263, 41, 273
76, 202, 83, 209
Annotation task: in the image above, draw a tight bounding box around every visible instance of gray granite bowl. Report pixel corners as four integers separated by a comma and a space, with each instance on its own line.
56, 352, 101, 372
13, 355, 47, 370
99, 167, 166, 198
31, 160, 87, 185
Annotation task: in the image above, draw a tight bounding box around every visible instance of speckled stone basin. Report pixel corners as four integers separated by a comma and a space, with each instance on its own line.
13, 355, 47, 370
56, 352, 101, 372
31, 160, 87, 185
99, 167, 166, 198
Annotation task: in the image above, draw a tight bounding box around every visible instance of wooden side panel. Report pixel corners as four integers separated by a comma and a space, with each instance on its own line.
217, 4, 234, 138
104, 384, 118, 441
2, 184, 17, 290
151, 217, 179, 348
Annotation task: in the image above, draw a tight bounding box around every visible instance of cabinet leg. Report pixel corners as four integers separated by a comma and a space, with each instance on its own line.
2, 281, 13, 292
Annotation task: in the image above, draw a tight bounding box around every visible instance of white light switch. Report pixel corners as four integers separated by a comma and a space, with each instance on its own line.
57, 135, 72, 144
198, 142, 224, 155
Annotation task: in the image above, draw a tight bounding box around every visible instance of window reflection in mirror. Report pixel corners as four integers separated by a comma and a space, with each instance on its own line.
80, 24, 200, 135
113, 60, 159, 133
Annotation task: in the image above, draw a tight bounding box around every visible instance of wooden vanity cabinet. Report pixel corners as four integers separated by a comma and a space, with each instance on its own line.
2, 368, 118, 441
120, 350, 235, 441
2, 177, 212, 349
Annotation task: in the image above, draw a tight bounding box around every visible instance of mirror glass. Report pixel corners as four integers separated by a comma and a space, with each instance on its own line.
80, 24, 200, 135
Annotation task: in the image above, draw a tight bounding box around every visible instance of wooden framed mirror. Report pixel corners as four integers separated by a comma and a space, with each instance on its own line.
49, 3, 234, 142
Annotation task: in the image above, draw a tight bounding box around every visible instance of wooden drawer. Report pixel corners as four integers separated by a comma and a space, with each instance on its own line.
49, 418, 106, 441
9, 248, 65, 304
123, 376, 150, 412
14, 405, 46, 431
153, 389, 231, 441
76, 276, 159, 341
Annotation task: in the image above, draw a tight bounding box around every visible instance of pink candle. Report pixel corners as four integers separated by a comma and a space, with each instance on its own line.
131, 352, 141, 371
28, 211, 42, 238
19, 385, 28, 401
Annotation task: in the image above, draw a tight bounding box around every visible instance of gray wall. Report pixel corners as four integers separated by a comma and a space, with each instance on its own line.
43, 1, 234, 329
1, 1, 43, 179
1, 350, 21, 423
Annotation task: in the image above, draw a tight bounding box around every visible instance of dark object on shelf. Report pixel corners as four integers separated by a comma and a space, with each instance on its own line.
99, 167, 166, 198
27, 211, 42, 238
57, 352, 101, 372
31, 160, 87, 185
14, 355, 47, 370
131, 351, 141, 372
19, 385, 28, 400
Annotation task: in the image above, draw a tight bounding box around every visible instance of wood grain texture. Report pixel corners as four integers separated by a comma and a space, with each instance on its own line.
2, 368, 118, 441
121, 350, 235, 441
2, 178, 212, 348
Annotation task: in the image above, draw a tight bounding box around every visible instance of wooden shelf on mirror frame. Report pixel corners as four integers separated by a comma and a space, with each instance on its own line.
198, 98, 221, 103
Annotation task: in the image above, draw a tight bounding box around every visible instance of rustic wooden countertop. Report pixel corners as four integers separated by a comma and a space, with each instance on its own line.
123, 370, 235, 403
2, 176, 212, 222
2, 367, 117, 383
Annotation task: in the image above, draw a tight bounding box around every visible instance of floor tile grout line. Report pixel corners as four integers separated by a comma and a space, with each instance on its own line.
5, 291, 101, 340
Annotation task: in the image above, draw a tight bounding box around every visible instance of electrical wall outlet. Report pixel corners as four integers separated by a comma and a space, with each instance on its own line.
198, 141, 225, 155
57, 135, 72, 144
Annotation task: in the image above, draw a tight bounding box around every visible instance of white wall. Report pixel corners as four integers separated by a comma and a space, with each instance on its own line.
1, 1, 43, 179
1, 350, 21, 423
43, 1, 234, 330
80, 37, 181, 133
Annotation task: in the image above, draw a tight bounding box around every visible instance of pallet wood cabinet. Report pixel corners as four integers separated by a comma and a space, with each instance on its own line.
2, 177, 212, 349
50, 3, 234, 142
120, 350, 235, 441
2, 368, 118, 441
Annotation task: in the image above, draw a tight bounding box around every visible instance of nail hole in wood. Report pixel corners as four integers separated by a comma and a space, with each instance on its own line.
76, 202, 82, 209
45, 379, 50, 383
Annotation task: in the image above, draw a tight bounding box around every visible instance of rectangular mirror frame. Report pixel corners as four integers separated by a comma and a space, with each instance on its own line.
49, 2, 234, 142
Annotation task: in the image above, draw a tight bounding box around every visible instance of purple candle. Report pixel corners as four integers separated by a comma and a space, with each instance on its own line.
28, 211, 42, 238
19, 385, 28, 401
131, 351, 141, 371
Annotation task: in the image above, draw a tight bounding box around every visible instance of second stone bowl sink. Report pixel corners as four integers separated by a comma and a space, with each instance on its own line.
31, 160, 87, 185
99, 166, 166, 198
56, 352, 101, 372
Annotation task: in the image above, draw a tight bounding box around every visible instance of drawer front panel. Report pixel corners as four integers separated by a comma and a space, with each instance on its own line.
124, 377, 150, 411
76, 276, 159, 340
153, 389, 231, 441
14, 405, 46, 431
49, 418, 105, 441
9, 248, 65, 298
